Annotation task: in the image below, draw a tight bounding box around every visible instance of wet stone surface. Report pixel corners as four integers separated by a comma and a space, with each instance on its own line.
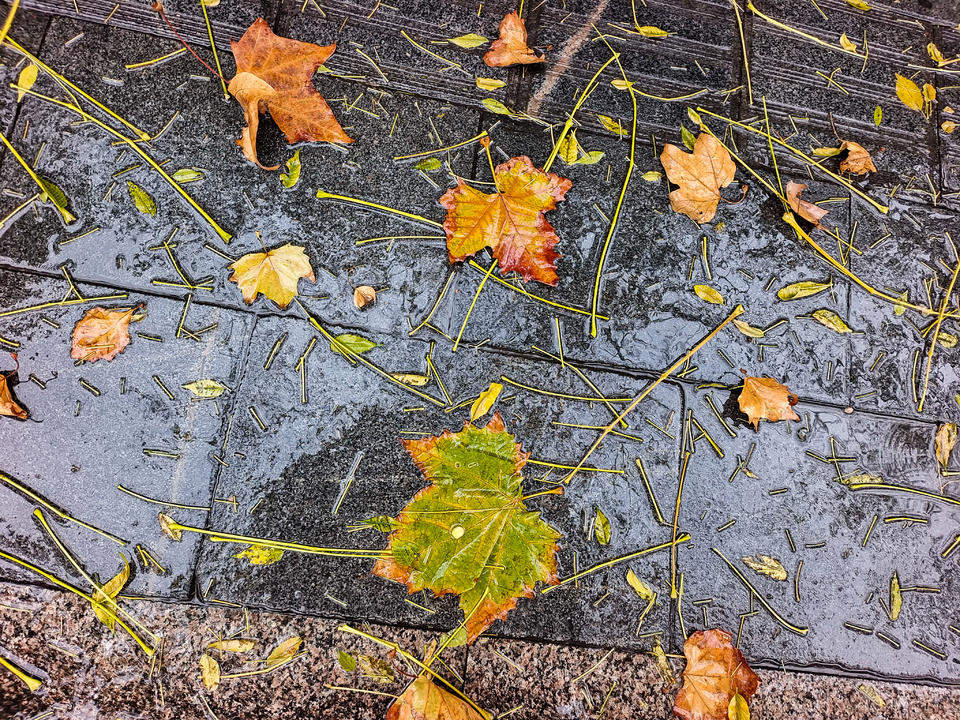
0, 2, 959, 714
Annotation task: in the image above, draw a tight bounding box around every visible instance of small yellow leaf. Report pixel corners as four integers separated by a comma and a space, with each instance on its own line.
265, 636, 302, 669
182, 379, 228, 398
893, 290, 908, 316
92, 554, 130, 629
812, 308, 852, 333
641, 170, 663, 182
233, 544, 285, 566
936, 422, 957, 468
858, 683, 885, 708
481, 98, 512, 115
777, 280, 831, 300
594, 506, 611, 545
889, 571, 902, 621
652, 637, 677, 685
611, 78, 634, 90
476, 77, 506, 91
158, 512, 182, 541
208, 638, 256, 652
574, 150, 604, 165
812, 146, 843, 157
447, 33, 488, 49
923, 83, 937, 103
733, 319, 765, 338
895, 74, 924, 112
626, 569, 656, 602
938, 331, 958, 348
942, 120, 958, 134
391, 373, 429, 386
596, 113, 628, 137
693, 284, 724, 305
928, 42, 946, 65
470, 381, 502, 421
839, 34, 857, 52
557, 130, 581, 165
200, 654, 220, 690
844, 0, 870, 10
634, 25, 669, 37
16, 63, 37, 102
728, 692, 750, 720
741, 554, 787, 581
873, 105, 882, 126
127, 181, 157, 216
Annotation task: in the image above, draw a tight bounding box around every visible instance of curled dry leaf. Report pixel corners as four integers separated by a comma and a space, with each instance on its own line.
660, 133, 736, 223
158, 512, 182, 541
353, 285, 376, 309
653, 636, 678, 685
738, 376, 800, 430
229, 18, 352, 168
71, 306, 138, 363
265, 635, 302, 668
439, 156, 571, 285
0, 354, 26, 420
199, 653, 220, 691
741, 554, 787, 581
483, 11, 543, 67
373, 414, 560, 645
387, 675, 489, 720
785, 181, 828, 227
936, 422, 957, 468
674, 628, 760, 720
626, 569, 657, 602
228, 243, 315, 309
838, 141, 877, 175
470, 381, 502, 421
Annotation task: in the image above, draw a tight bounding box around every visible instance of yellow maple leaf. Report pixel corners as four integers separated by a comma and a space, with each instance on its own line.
228, 243, 315, 308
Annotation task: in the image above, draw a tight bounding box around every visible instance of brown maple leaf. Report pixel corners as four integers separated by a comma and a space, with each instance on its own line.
0, 353, 26, 420
838, 141, 877, 175
785, 181, 828, 227
674, 628, 760, 720
228, 242, 315, 308
439, 156, 571, 285
738, 375, 800, 430
71, 306, 138, 363
660, 133, 736, 223
484, 11, 544, 67
229, 18, 352, 168
387, 676, 489, 720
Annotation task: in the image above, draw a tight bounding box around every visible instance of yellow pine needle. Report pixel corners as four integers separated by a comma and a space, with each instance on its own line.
316, 189, 443, 228
0, 0, 20, 48
0, 130, 75, 223
198, 0, 229, 100
467, 260, 608, 319
167, 519, 389, 557
0, 655, 41, 692
125, 47, 187, 70
394, 130, 488, 160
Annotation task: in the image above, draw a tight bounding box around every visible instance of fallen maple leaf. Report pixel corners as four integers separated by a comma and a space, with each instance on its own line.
674, 628, 760, 720
483, 11, 544, 67
439, 156, 571, 285
738, 376, 800, 430
229, 18, 352, 168
0, 353, 26, 420
838, 141, 877, 175
660, 133, 736, 223
373, 413, 561, 644
228, 242, 315, 308
71, 307, 138, 363
387, 676, 489, 720
785, 181, 828, 227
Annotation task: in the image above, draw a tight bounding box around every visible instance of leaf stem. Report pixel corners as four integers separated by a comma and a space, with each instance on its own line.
0, 655, 41, 693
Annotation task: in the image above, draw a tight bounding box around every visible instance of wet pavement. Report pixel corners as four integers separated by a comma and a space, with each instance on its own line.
1, 0, 960, 716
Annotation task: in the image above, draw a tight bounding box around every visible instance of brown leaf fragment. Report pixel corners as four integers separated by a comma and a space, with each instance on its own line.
387, 675, 489, 720
674, 628, 760, 720
483, 11, 544, 67
71, 306, 137, 363
741, 554, 787, 581
199, 653, 220, 690
0, 354, 26, 420
353, 285, 376, 309
785, 181, 828, 227
936, 422, 957, 468
229, 18, 352, 168
838, 141, 877, 175
738, 376, 800, 430
660, 134, 736, 223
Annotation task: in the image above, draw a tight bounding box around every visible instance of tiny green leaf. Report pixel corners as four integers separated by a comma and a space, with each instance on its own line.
414, 157, 442, 172
574, 150, 605, 165
594, 506, 611, 545
597, 113, 628, 137
330, 333, 379, 357
873, 105, 883, 126
172, 168, 205, 183
482, 98, 512, 116
337, 649, 357, 672
681, 124, 697, 151
448, 33, 489, 49
127, 180, 157, 216
280, 149, 301, 189
182, 379, 228, 398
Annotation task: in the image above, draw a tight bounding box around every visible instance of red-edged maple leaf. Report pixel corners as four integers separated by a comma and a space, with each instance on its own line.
373, 413, 561, 644
484, 11, 544, 67
738, 376, 800, 430
229, 18, 352, 168
0, 353, 26, 420
71, 307, 138, 363
439, 156, 571, 285
674, 628, 760, 720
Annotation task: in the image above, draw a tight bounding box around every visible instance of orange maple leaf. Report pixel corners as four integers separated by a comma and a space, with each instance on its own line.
484, 11, 544, 67
229, 18, 352, 168
0, 353, 26, 420
674, 628, 760, 720
387, 676, 488, 720
439, 156, 571, 285
738, 376, 800, 430
71, 307, 138, 363
660, 133, 736, 223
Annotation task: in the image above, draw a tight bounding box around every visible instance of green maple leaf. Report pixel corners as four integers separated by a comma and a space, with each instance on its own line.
373, 413, 561, 644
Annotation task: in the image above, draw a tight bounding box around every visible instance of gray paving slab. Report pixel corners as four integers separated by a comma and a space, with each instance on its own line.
193, 312, 683, 648
422, 117, 852, 406
0, 267, 254, 599
676, 384, 960, 683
